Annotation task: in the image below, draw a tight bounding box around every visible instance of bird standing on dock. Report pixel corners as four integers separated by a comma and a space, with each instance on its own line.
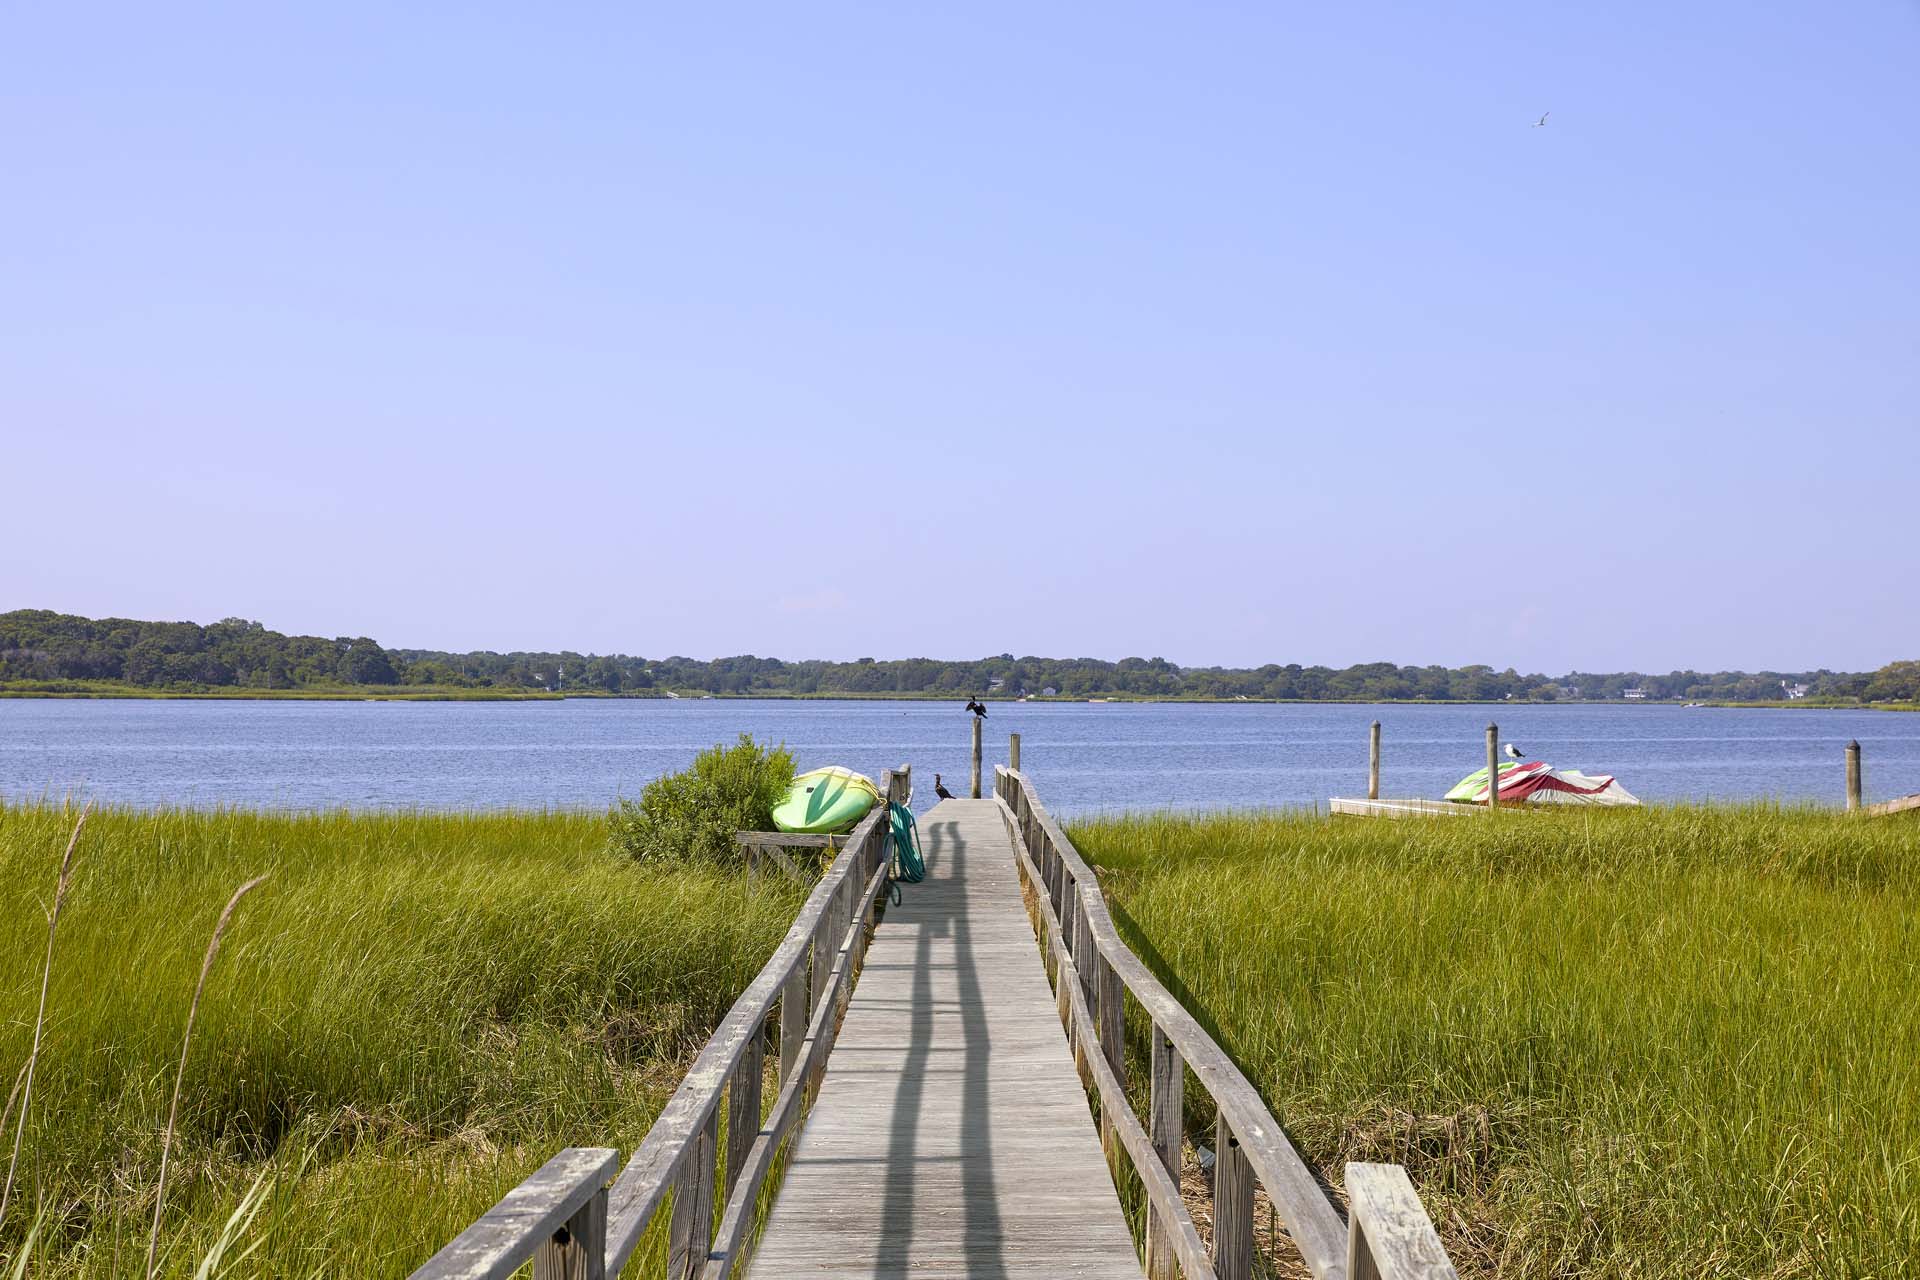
1505, 743, 1525, 761
965, 697, 988, 719
933, 774, 955, 800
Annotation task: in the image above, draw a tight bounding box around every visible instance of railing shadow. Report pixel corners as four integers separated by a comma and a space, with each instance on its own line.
865, 806, 1010, 1279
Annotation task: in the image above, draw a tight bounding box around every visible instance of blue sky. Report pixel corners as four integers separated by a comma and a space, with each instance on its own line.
4, 2, 1915, 671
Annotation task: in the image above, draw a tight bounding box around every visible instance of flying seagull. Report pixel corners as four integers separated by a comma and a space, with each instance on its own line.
965, 697, 988, 719
1532, 112, 1549, 128
933, 773, 955, 800
1505, 743, 1525, 760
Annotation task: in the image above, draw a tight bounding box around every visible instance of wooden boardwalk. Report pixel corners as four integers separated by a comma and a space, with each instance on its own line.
747, 798, 1141, 1279
413, 762, 1460, 1280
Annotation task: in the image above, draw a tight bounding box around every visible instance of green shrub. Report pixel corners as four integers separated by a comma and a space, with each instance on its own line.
609, 734, 795, 865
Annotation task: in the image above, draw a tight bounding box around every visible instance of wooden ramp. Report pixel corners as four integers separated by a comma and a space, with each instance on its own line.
747, 798, 1141, 1279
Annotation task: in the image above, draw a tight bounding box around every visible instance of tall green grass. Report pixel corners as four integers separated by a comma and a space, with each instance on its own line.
1073, 806, 1920, 1278
0, 804, 801, 1276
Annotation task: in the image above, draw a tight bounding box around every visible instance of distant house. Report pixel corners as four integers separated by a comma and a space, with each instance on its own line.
1783, 681, 1811, 700
1622, 688, 1648, 700
988, 676, 1005, 691
1040, 687, 1058, 697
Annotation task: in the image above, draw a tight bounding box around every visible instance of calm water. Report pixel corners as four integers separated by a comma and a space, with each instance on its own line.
4, 698, 1917, 815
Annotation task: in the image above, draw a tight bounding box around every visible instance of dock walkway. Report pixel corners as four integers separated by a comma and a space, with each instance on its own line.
747, 798, 1140, 1278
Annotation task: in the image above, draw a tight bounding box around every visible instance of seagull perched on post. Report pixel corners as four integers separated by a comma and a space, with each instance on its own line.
1532, 112, 1549, 128
1505, 743, 1526, 761
964, 696, 988, 719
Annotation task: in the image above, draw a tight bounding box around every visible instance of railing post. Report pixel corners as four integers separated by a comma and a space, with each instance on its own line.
1145, 1023, 1184, 1280
667, 1110, 717, 1280
532, 1178, 609, 1280
1212, 1110, 1254, 1280
1346, 1162, 1460, 1279
830, 875, 853, 1019
1485, 723, 1499, 811
725, 1028, 763, 1200
1369, 720, 1381, 800
971, 716, 983, 798
1009, 732, 1021, 773
1097, 955, 1124, 1081
810, 905, 834, 1017
1073, 892, 1097, 1012
779, 965, 806, 1087
1847, 740, 1862, 812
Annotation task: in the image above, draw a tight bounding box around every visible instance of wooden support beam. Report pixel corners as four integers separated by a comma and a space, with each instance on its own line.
724, 1029, 762, 1200
778, 967, 806, 1087
1346, 1162, 1460, 1279
1485, 723, 1499, 811
1145, 1024, 1184, 1280
971, 716, 983, 798
667, 1111, 717, 1280
533, 1180, 607, 1280
1847, 740, 1862, 812
1212, 1110, 1254, 1280
1369, 720, 1381, 800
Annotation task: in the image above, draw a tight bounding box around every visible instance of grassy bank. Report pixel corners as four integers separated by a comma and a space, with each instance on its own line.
1072, 806, 1920, 1278
0, 805, 801, 1275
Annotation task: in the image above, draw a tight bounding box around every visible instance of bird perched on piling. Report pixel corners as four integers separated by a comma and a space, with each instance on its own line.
1505, 743, 1525, 761
933, 774, 955, 800
965, 697, 988, 719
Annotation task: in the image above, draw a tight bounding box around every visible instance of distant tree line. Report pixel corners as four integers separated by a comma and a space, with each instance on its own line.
2, 610, 1916, 703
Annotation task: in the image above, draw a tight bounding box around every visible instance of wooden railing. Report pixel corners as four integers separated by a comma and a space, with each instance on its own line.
994, 766, 1458, 1280
411, 766, 910, 1280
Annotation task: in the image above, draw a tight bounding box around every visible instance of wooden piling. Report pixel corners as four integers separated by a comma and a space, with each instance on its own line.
1009, 732, 1021, 774
1485, 723, 1499, 811
1368, 721, 1381, 800
971, 716, 982, 799
1846, 740, 1862, 812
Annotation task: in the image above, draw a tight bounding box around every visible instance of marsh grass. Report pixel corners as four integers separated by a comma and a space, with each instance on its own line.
1072, 805, 1920, 1278
0, 804, 802, 1276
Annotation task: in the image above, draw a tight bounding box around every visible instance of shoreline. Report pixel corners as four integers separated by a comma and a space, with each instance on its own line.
0, 683, 1911, 710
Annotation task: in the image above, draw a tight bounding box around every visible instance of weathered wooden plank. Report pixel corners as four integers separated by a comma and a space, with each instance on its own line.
1865, 791, 1920, 818
1213, 1111, 1254, 1280
733, 831, 849, 849
724, 1028, 762, 1200
668, 1110, 718, 1280
1345, 1163, 1459, 1280
1328, 797, 1477, 819
778, 967, 806, 1087
410, 1147, 617, 1280
532, 1180, 606, 1280
1146, 1023, 1184, 1280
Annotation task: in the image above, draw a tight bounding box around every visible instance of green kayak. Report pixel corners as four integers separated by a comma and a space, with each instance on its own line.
771, 766, 880, 835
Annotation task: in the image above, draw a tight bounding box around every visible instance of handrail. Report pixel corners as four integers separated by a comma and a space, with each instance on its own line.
994, 765, 1460, 1280
1345, 1164, 1459, 1280
411, 765, 910, 1280
410, 1147, 618, 1280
